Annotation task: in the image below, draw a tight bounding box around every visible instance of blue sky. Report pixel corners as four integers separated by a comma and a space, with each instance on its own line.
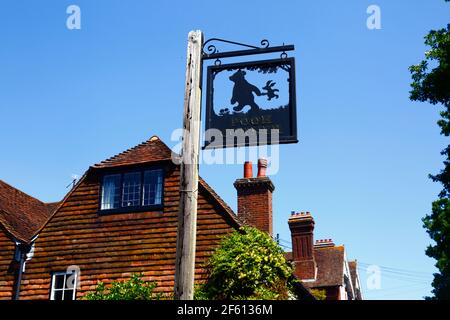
0, 0, 449, 299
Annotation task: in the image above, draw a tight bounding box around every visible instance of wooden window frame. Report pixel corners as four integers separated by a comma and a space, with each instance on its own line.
98, 166, 165, 215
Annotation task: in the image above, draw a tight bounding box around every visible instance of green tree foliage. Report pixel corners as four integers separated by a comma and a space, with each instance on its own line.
409, 7, 450, 299
195, 226, 296, 300
310, 289, 327, 300
84, 273, 165, 300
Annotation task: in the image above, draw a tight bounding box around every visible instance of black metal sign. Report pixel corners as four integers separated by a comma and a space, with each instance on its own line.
202, 39, 298, 149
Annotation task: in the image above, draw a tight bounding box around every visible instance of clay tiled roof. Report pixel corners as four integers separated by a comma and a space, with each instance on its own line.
44, 202, 61, 213
199, 178, 241, 228
93, 136, 173, 169
284, 251, 293, 261
0, 180, 55, 243
307, 245, 345, 288
286, 245, 346, 288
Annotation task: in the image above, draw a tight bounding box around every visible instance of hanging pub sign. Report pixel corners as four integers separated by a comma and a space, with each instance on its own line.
202, 39, 298, 149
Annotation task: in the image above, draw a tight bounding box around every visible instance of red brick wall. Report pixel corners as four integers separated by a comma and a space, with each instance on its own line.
292, 234, 314, 260
236, 187, 272, 235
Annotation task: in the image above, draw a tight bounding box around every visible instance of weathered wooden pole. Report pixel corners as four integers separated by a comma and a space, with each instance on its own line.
174, 30, 203, 300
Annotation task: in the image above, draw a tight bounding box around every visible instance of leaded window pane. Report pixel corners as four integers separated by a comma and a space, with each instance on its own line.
122, 172, 141, 207
101, 174, 121, 210
143, 169, 163, 206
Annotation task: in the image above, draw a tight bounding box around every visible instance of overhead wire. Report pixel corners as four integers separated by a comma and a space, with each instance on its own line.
275, 238, 433, 279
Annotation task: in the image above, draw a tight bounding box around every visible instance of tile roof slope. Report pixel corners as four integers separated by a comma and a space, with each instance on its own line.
304, 245, 345, 288
45, 202, 61, 213
93, 136, 172, 168
0, 180, 55, 243
284, 246, 346, 288
348, 260, 360, 297
198, 178, 240, 227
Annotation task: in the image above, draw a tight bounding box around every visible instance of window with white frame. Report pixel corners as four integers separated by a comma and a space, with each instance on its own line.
50, 271, 77, 300
100, 169, 164, 211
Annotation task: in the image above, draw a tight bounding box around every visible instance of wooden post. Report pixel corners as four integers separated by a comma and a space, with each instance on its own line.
174, 30, 203, 300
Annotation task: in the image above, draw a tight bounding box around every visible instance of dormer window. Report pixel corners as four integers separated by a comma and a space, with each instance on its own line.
100, 168, 163, 212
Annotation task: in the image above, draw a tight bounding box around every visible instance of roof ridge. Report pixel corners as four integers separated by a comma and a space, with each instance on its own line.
0, 179, 53, 243
33, 172, 88, 241
45, 201, 61, 205
97, 141, 149, 164
93, 135, 172, 169
0, 179, 46, 206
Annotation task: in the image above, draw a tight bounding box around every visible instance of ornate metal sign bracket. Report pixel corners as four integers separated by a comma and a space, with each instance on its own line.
202, 38, 294, 62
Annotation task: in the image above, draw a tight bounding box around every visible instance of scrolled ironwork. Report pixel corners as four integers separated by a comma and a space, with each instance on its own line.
260, 39, 269, 48
202, 38, 271, 56
205, 44, 219, 55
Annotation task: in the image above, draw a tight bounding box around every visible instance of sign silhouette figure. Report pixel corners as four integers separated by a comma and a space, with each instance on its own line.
229, 70, 262, 112
261, 80, 279, 101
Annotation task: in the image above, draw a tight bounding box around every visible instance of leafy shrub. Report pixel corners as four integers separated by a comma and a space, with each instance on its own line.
84, 273, 165, 300
195, 226, 296, 300
310, 289, 327, 300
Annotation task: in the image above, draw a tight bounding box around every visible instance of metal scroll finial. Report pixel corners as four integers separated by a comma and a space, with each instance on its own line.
202, 38, 271, 56
201, 38, 294, 61
260, 39, 269, 48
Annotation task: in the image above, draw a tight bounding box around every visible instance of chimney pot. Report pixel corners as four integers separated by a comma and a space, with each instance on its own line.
234, 164, 274, 236
244, 161, 253, 178
257, 158, 267, 177
314, 238, 335, 248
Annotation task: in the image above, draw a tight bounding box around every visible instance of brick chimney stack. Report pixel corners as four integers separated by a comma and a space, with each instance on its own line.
234, 159, 274, 236
288, 212, 317, 280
